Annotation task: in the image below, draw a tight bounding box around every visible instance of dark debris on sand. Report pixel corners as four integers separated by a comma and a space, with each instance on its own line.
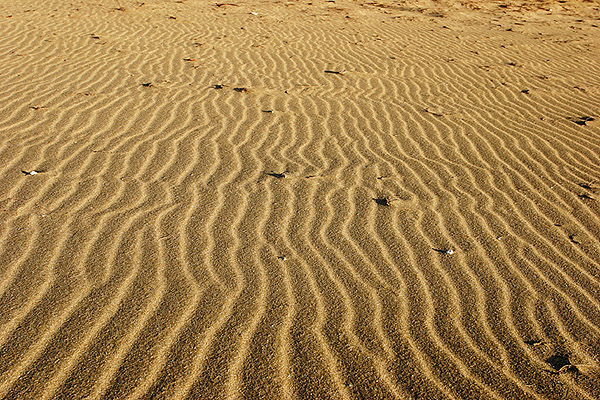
568, 116, 594, 126
266, 172, 286, 179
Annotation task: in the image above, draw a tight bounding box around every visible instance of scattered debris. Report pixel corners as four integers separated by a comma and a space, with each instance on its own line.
578, 193, 594, 200
141, 82, 153, 87
233, 87, 247, 92
546, 354, 575, 372
374, 197, 395, 206
21, 170, 43, 176
433, 248, 454, 255
568, 116, 595, 126
424, 108, 443, 117
524, 339, 544, 346
558, 364, 579, 374
266, 172, 286, 179
29, 106, 46, 110
568, 234, 580, 244
212, 84, 224, 89
183, 58, 196, 61
324, 70, 345, 75
114, 0, 126, 11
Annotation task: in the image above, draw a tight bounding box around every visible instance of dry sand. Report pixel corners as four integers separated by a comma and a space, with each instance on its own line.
1, 0, 600, 398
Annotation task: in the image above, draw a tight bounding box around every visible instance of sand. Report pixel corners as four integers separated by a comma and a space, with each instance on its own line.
0, 0, 599, 398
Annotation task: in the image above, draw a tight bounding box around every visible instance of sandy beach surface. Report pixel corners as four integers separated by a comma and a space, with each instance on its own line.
1, 0, 599, 398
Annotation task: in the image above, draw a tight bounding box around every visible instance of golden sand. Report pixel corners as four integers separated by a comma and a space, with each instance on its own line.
0, 0, 599, 398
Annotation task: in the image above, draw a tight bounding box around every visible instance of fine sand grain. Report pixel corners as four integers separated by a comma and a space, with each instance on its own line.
0, 0, 599, 398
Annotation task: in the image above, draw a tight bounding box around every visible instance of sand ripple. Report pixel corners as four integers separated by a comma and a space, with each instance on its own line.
0, 0, 599, 398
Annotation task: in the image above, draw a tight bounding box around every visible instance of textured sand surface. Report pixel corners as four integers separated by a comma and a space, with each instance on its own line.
1, 0, 600, 398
